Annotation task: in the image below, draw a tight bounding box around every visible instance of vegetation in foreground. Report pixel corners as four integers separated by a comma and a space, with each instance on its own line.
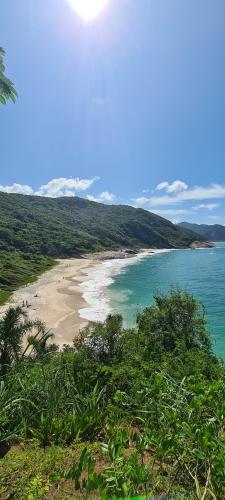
0, 190, 205, 304
0, 46, 17, 105
0, 290, 224, 499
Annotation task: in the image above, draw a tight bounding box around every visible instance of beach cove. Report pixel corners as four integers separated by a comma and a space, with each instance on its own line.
1, 245, 223, 355
0, 258, 94, 347
0, 249, 170, 347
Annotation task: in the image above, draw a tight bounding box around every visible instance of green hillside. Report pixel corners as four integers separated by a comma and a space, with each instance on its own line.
178, 221, 225, 241
0, 192, 204, 304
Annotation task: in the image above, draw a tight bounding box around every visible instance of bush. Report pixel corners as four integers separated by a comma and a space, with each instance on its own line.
0, 291, 224, 498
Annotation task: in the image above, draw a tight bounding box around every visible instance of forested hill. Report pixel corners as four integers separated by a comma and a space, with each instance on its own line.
0, 191, 203, 254
178, 221, 225, 241
0, 192, 204, 304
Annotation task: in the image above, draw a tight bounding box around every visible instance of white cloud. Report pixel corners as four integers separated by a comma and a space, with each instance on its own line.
132, 197, 149, 205
99, 191, 116, 202
193, 203, 220, 211
134, 183, 225, 207
86, 195, 99, 202
35, 177, 99, 197
147, 195, 180, 206
156, 180, 188, 194
0, 177, 116, 204
156, 182, 170, 191
87, 191, 116, 203
0, 183, 34, 195
178, 184, 225, 202
0, 177, 100, 198
151, 209, 189, 216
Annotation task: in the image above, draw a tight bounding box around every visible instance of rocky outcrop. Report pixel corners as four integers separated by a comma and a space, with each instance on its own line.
189, 241, 215, 249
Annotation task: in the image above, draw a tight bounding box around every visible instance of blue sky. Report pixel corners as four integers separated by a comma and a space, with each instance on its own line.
1, 0, 225, 224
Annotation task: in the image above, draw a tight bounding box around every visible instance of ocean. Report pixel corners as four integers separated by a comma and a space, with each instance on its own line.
79, 243, 225, 359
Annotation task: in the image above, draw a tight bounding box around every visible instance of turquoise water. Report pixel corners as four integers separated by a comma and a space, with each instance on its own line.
108, 243, 225, 358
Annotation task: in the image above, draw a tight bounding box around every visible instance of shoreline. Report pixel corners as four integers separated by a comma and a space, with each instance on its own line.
0, 248, 172, 346
0, 258, 95, 347
79, 248, 173, 323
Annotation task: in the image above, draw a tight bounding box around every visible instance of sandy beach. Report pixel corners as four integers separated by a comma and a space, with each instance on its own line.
0, 258, 96, 347
0, 249, 172, 347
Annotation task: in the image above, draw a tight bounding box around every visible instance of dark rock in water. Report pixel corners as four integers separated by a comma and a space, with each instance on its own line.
0, 441, 11, 459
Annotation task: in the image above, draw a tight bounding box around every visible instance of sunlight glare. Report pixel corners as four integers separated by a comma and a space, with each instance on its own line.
68, 0, 109, 21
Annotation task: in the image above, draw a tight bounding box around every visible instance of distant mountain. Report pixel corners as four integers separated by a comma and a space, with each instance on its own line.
178, 222, 225, 242
0, 192, 206, 304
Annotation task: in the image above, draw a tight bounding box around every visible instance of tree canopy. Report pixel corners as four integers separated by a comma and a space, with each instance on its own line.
0, 47, 17, 105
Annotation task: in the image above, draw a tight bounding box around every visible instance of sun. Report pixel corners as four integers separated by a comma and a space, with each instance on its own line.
68, 0, 109, 21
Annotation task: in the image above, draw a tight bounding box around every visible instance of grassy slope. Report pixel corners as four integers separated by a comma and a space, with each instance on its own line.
0, 443, 184, 499
0, 192, 203, 304
0, 251, 56, 305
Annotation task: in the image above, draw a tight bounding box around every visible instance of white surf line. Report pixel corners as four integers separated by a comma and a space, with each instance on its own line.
78, 249, 173, 323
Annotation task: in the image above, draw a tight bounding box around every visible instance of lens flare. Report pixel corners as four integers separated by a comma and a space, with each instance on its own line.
68, 0, 108, 21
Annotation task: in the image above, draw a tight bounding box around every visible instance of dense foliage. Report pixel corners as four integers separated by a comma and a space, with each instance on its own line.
0, 47, 17, 105
178, 222, 225, 242
0, 191, 204, 304
0, 291, 224, 499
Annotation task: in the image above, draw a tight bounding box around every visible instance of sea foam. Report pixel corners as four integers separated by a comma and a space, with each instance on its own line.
78, 250, 171, 322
